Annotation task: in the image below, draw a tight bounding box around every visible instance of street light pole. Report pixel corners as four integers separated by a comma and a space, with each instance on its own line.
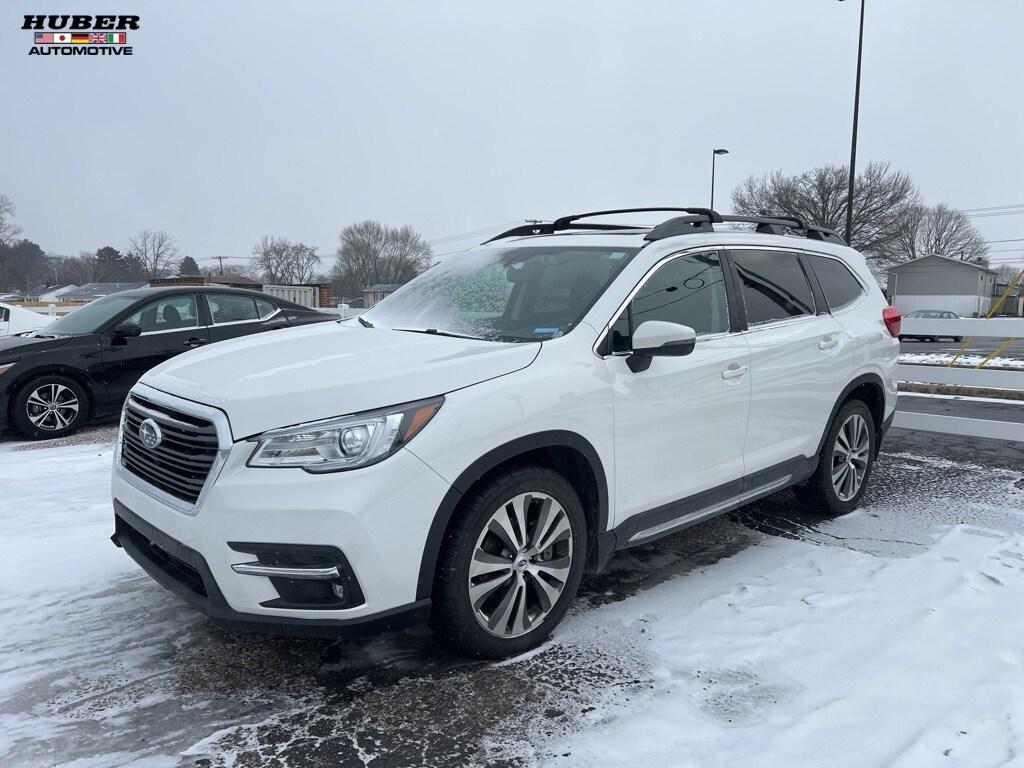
710, 148, 729, 209
843, 0, 866, 246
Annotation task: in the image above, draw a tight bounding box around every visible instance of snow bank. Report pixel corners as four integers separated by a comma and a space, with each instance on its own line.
900, 352, 1023, 370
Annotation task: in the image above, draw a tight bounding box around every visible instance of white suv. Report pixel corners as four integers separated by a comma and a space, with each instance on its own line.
111, 208, 900, 657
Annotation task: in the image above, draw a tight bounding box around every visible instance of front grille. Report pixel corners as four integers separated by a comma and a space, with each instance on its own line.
116, 514, 208, 597
121, 395, 218, 505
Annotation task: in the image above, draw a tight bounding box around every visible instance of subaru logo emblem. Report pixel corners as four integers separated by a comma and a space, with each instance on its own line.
138, 418, 162, 450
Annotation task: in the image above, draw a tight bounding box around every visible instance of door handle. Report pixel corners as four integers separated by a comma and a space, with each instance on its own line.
184, 337, 208, 348
721, 364, 748, 381
819, 337, 838, 351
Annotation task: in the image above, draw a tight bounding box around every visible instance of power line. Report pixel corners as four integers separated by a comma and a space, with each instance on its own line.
967, 209, 1024, 219
962, 203, 1024, 213
984, 238, 1024, 244
427, 221, 521, 246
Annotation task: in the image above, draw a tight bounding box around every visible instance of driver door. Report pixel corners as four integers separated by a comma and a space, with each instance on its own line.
605, 250, 751, 539
100, 293, 209, 404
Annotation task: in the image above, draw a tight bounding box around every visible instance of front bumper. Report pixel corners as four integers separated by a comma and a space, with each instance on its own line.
112, 502, 429, 637
111, 392, 452, 636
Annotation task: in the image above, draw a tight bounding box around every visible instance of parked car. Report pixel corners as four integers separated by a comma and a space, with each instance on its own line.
0, 286, 332, 439
898, 309, 963, 342
0, 301, 50, 336
111, 208, 899, 657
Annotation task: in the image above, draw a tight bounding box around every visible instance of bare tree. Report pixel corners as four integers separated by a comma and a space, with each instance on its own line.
889, 203, 987, 264
732, 161, 920, 270
128, 230, 179, 278
0, 193, 23, 247
252, 236, 322, 284
330, 221, 432, 299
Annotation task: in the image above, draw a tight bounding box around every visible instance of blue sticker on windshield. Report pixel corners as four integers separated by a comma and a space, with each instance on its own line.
533, 327, 559, 335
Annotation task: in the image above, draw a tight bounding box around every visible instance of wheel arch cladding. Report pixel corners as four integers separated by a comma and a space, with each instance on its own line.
415, 430, 608, 601
816, 373, 885, 459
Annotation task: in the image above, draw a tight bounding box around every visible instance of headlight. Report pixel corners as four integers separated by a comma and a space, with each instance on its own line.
247, 396, 444, 472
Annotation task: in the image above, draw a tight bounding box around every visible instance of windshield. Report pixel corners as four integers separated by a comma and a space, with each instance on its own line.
363, 245, 639, 341
42, 295, 139, 336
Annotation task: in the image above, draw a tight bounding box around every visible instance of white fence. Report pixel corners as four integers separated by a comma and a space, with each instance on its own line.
895, 316, 1023, 441
263, 285, 319, 308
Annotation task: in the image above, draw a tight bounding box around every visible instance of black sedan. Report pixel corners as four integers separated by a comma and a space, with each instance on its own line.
0, 286, 333, 439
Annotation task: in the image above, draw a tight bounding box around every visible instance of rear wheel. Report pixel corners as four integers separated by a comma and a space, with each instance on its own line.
11, 375, 89, 440
431, 465, 586, 658
794, 400, 875, 515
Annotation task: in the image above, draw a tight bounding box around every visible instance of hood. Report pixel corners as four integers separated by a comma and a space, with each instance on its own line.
0, 333, 73, 358
142, 321, 540, 438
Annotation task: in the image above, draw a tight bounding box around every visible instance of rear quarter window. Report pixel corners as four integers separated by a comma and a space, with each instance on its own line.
807, 255, 865, 311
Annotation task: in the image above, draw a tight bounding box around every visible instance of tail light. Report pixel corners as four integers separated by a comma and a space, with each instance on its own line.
882, 306, 901, 337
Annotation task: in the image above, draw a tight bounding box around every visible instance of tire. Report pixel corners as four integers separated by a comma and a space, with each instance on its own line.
431, 465, 587, 658
794, 400, 876, 515
11, 374, 90, 440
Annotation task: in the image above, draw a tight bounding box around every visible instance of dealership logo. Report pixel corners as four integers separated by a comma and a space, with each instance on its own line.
138, 418, 163, 450
23, 14, 139, 56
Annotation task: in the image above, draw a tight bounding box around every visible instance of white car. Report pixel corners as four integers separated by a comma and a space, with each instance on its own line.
111, 208, 900, 657
0, 302, 50, 336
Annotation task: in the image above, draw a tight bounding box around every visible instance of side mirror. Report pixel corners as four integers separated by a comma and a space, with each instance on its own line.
111, 322, 142, 339
627, 321, 696, 373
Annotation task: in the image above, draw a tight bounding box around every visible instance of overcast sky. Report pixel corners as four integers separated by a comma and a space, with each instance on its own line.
3, 0, 1022, 270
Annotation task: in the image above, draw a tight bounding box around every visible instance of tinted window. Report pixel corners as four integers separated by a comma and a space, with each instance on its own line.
256, 298, 278, 318
44, 294, 138, 335
732, 250, 814, 325
611, 252, 729, 352
208, 294, 259, 324
123, 295, 199, 332
807, 255, 864, 311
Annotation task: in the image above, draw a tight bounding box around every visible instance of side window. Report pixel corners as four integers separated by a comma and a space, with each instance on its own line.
256, 298, 278, 318
123, 295, 198, 333
731, 250, 814, 325
610, 251, 729, 352
208, 294, 259, 324
807, 255, 865, 312
0, 306, 8, 322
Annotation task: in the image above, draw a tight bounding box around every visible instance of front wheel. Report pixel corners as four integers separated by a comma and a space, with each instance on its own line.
431, 465, 587, 658
794, 400, 876, 515
11, 375, 90, 440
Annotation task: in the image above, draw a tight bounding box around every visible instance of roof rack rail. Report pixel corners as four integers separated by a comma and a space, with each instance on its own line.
484, 207, 846, 246
644, 213, 845, 245
484, 207, 722, 243
719, 215, 846, 245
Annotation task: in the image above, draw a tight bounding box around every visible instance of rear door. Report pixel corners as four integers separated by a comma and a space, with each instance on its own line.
100, 293, 209, 404
729, 248, 852, 476
202, 293, 289, 343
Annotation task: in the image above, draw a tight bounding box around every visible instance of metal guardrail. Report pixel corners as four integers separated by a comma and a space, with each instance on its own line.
896, 315, 1022, 440
892, 411, 1022, 441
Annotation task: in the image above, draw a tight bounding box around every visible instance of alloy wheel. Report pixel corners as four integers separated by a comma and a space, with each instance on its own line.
831, 413, 870, 502
26, 383, 80, 431
468, 492, 574, 638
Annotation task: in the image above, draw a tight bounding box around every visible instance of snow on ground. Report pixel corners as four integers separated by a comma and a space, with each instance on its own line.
539, 526, 1024, 768
1, 437, 1023, 767
900, 352, 1024, 370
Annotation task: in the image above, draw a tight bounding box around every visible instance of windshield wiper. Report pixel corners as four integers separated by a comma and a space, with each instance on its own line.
393, 327, 486, 341
357, 316, 374, 328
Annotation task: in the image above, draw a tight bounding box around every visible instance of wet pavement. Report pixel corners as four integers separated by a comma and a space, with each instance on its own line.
2, 426, 1023, 767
